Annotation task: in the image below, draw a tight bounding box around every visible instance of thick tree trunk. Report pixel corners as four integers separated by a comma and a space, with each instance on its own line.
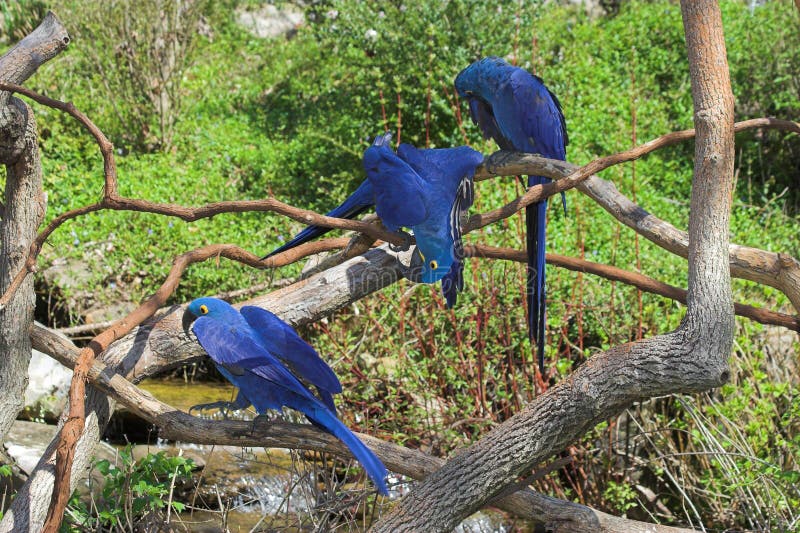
371, 1, 734, 530
0, 13, 68, 444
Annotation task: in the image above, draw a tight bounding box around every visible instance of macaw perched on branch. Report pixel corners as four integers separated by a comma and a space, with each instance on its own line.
182, 297, 389, 495
454, 56, 568, 373
265, 133, 483, 307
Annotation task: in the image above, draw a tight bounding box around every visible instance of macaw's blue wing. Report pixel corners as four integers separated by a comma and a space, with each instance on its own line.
241, 305, 342, 413
264, 179, 375, 259
467, 97, 513, 148
190, 308, 388, 495
363, 133, 428, 231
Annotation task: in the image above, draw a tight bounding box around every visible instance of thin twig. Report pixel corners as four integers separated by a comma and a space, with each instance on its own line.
465, 244, 799, 331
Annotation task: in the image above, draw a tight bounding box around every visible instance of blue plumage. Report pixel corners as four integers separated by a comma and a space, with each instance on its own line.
455, 56, 568, 373
265, 133, 483, 307
182, 297, 388, 495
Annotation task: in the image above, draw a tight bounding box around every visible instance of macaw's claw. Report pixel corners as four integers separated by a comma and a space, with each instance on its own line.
388, 230, 414, 252
189, 401, 241, 420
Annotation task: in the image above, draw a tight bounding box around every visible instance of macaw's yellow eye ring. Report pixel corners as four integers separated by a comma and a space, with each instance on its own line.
199, 304, 209, 314
429, 260, 438, 270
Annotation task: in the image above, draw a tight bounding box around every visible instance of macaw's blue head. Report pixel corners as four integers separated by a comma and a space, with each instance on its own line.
182, 297, 239, 333
454, 56, 508, 99
407, 238, 454, 284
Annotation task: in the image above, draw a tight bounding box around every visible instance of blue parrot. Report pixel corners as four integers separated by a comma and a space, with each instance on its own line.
265, 133, 483, 307
454, 56, 568, 373
182, 297, 389, 495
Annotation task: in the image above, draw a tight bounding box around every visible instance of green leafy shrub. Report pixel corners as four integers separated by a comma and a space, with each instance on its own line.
63, 446, 195, 531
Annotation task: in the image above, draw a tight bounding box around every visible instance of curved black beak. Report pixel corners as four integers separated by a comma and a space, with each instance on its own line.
405, 246, 425, 283
182, 308, 198, 336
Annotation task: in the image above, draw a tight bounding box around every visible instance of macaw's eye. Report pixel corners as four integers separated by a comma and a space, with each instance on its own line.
429, 260, 438, 270
199, 304, 209, 314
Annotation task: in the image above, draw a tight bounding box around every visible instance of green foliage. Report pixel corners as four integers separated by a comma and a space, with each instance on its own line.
0, 0, 49, 44
53, 0, 212, 152
603, 480, 638, 514
63, 446, 195, 531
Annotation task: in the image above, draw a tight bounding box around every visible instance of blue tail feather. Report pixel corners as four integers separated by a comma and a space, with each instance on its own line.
264, 181, 375, 259
307, 403, 389, 495
527, 175, 548, 374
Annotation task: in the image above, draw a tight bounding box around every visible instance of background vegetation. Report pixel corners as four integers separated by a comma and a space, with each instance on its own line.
1, 0, 798, 529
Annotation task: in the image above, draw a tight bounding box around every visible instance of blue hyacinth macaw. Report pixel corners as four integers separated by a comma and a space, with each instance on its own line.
182, 297, 389, 495
265, 133, 483, 307
454, 56, 568, 373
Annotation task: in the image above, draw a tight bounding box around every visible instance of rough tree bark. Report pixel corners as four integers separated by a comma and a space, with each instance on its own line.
0, 13, 68, 443
371, 1, 735, 530
0, 245, 410, 532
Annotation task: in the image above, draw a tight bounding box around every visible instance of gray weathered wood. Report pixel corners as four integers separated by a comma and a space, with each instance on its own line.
28, 320, 692, 533
474, 151, 800, 312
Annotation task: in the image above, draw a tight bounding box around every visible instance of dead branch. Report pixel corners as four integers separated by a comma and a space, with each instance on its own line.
41, 243, 291, 530
0, 9, 792, 530
465, 244, 798, 331
2, 74, 799, 320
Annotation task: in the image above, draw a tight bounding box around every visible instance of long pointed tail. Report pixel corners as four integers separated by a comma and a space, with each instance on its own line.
308, 405, 389, 495
264, 180, 375, 259
526, 175, 548, 374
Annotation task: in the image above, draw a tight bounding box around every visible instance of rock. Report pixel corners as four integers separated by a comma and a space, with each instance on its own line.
83, 301, 137, 324
377, 356, 399, 378
21, 349, 72, 422
4, 420, 117, 478
236, 4, 304, 39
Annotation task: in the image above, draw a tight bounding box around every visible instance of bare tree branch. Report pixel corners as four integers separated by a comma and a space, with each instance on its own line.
2, 78, 797, 315
465, 244, 798, 331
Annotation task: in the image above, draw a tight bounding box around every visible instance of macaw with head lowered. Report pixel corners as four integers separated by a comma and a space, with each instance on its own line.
265, 133, 483, 307
454, 56, 568, 373
182, 297, 389, 495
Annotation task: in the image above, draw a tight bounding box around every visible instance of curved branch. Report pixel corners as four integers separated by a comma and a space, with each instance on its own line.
3, 79, 798, 313
465, 244, 798, 331
42, 244, 273, 531
8, 244, 411, 532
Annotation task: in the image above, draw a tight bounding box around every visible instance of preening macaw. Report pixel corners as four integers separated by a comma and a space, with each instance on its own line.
265, 133, 483, 307
454, 56, 568, 373
182, 297, 389, 495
